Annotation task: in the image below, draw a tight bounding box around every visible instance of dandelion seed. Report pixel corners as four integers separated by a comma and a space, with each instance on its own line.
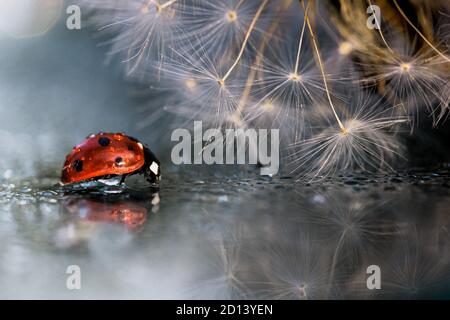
226, 10, 238, 23
184, 226, 251, 299
246, 5, 326, 141
160, 44, 242, 126
160, 0, 268, 127
301, 191, 405, 296
81, 0, 182, 78
177, 0, 270, 61
357, 42, 449, 126
350, 0, 450, 125
379, 225, 450, 296
251, 226, 335, 300
393, 0, 450, 64
288, 93, 408, 181
227, 0, 299, 127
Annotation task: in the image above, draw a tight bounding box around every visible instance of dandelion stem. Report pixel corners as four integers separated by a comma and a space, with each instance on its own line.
393, 0, 450, 63
301, 0, 346, 132
160, 0, 178, 9
294, 2, 308, 76
221, 0, 269, 83
147, 0, 177, 12
367, 0, 395, 56
233, 0, 292, 119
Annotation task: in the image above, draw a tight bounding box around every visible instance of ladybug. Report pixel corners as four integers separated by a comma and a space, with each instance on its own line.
61, 132, 160, 185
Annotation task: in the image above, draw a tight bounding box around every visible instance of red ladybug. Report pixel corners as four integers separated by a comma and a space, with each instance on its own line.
61, 132, 160, 185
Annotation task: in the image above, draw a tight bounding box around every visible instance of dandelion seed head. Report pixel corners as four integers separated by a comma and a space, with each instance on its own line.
288, 92, 407, 180
303, 191, 403, 262
225, 10, 238, 23
355, 32, 449, 126
245, 22, 326, 140
253, 226, 335, 300
159, 43, 245, 127
399, 62, 411, 73
379, 227, 450, 296
177, 0, 269, 60
290, 119, 401, 179
288, 73, 302, 82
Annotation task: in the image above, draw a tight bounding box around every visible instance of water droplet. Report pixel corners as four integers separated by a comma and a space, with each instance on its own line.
218, 195, 228, 203
312, 194, 325, 204
3, 169, 13, 179
98, 176, 122, 186
20, 187, 32, 193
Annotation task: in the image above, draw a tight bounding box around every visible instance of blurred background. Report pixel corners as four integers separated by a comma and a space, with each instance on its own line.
0, 0, 449, 300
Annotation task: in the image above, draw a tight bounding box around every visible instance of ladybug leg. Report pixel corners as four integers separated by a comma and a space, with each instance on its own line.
119, 174, 127, 185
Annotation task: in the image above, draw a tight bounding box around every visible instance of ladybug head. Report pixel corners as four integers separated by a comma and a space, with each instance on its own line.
142, 145, 161, 184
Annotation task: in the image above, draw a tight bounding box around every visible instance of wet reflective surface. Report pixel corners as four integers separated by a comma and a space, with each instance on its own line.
0, 168, 449, 299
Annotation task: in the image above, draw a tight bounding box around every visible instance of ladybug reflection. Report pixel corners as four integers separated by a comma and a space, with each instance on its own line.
64, 198, 148, 231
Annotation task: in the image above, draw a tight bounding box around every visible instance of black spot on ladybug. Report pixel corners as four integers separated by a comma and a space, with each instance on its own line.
128, 136, 139, 143
98, 137, 111, 147
128, 145, 134, 151
115, 157, 124, 165
73, 160, 83, 172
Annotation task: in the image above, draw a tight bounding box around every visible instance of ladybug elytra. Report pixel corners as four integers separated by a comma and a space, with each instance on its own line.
61, 132, 160, 185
